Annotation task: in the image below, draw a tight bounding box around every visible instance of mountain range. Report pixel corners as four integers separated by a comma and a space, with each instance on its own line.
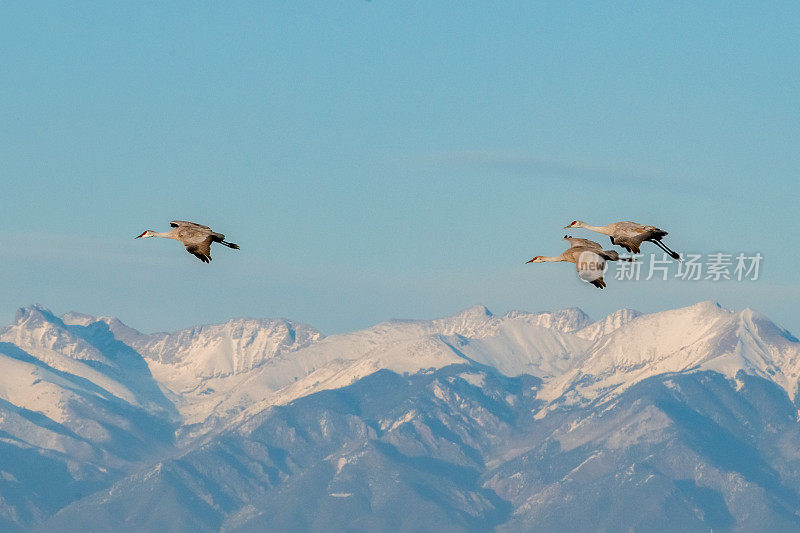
0, 301, 798, 530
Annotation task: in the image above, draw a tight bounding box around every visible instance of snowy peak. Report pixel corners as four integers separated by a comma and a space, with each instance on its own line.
2, 301, 798, 435
0, 307, 176, 482
427, 305, 592, 342
62, 312, 150, 346
542, 301, 800, 405
504, 307, 592, 333
60, 311, 325, 379
131, 317, 323, 378
50, 312, 326, 428
1, 306, 177, 418
462, 304, 493, 318
716, 307, 800, 398
432, 304, 497, 337
575, 308, 642, 340
5, 306, 114, 366
739, 307, 799, 344
588, 300, 734, 373
534, 307, 593, 332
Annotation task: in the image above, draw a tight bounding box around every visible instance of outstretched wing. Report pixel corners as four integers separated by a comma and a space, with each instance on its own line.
170, 220, 211, 230
598, 249, 620, 261
563, 235, 603, 250
611, 233, 642, 254
612, 228, 665, 254
185, 236, 213, 263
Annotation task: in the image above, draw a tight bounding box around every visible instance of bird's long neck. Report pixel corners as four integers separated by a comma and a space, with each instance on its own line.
153, 230, 177, 239
540, 254, 566, 262
582, 223, 613, 235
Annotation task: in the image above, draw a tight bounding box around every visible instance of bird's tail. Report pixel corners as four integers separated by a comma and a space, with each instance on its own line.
590, 278, 606, 289
221, 241, 240, 249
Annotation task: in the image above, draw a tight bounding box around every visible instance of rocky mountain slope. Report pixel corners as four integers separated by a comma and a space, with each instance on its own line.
0, 301, 797, 530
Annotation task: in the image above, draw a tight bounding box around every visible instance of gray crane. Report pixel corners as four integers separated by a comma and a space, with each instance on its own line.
135, 220, 240, 263
563, 235, 628, 261
526, 242, 634, 289
563, 220, 680, 260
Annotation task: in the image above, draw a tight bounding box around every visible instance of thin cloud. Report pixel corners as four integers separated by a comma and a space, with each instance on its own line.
410, 149, 721, 196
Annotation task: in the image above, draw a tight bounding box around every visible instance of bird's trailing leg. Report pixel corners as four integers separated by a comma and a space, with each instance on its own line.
651, 239, 681, 261
221, 241, 240, 249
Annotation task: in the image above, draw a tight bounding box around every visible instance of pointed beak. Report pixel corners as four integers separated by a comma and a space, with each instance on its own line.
562, 225, 571, 229
135, 231, 146, 239
525, 258, 535, 264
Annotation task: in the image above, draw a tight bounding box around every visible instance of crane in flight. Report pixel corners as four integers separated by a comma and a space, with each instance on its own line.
135, 220, 240, 263
563, 235, 629, 261
563, 220, 681, 260
526, 239, 635, 289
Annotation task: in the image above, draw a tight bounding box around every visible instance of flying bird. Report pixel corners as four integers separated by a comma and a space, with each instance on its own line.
563, 235, 627, 261
563, 220, 681, 260
135, 220, 240, 263
526, 245, 634, 289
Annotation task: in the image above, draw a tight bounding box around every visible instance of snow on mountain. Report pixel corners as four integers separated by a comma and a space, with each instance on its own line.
43, 301, 800, 430
0, 307, 176, 526
448, 316, 592, 378
1, 301, 800, 530
504, 307, 593, 333
1, 306, 175, 418
131, 318, 323, 376
703, 307, 800, 399
574, 308, 641, 340
58, 304, 593, 429
11, 301, 800, 433
432, 305, 591, 338
43, 362, 800, 532
539, 301, 800, 407
59, 313, 324, 429
191, 305, 598, 430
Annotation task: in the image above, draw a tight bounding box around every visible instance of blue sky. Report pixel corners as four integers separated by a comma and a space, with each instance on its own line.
1, 2, 798, 334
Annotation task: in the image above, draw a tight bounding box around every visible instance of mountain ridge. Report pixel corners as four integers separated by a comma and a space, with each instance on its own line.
1, 300, 799, 530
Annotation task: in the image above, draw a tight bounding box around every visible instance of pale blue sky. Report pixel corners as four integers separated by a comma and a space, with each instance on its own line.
1, 2, 798, 334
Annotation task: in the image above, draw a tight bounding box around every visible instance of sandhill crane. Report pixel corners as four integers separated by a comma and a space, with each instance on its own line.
526, 245, 634, 289
563, 220, 681, 260
563, 235, 627, 261
135, 220, 240, 263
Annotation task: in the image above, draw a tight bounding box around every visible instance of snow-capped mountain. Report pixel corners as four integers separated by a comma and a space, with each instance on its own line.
0, 301, 798, 531
540, 301, 800, 408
